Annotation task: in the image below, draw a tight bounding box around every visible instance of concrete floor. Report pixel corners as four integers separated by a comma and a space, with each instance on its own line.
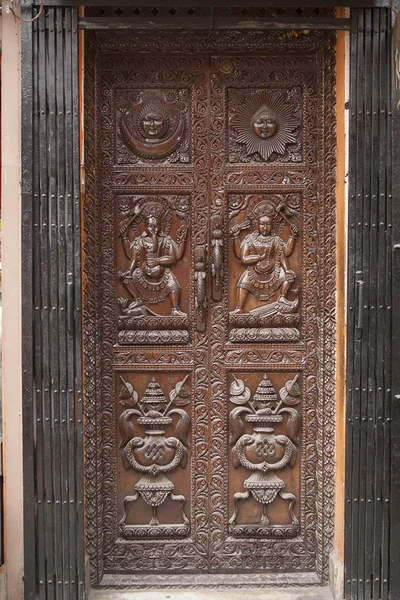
89, 587, 333, 600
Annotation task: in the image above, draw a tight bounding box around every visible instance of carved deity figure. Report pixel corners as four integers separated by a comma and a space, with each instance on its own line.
231, 214, 299, 313
121, 213, 188, 316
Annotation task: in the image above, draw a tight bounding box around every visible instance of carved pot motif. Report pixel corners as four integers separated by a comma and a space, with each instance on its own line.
241, 428, 286, 467
132, 425, 177, 469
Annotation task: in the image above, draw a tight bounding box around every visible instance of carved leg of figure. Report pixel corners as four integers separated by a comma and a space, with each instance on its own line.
228, 491, 250, 525
278, 280, 292, 302
260, 503, 270, 526
170, 290, 184, 316
120, 492, 139, 525
149, 505, 160, 527
170, 492, 189, 525
123, 280, 140, 301
279, 491, 298, 525
232, 288, 249, 314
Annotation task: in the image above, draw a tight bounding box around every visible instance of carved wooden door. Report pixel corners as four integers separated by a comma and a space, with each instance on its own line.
84, 30, 336, 582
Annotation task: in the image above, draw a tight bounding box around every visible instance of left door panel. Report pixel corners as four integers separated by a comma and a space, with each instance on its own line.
83, 46, 211, 574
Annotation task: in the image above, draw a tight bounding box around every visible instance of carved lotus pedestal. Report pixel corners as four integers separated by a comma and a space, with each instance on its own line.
229, 298, 300, 343
118, 312, 189, 345
229, 413, 299, 539
119, 416, 190, 539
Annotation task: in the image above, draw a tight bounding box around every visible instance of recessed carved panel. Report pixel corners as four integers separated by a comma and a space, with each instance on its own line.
117, 89, 190, 165
228, 88, 302, 164
228, 192, 301, 343
117, 195, 191, 344
228, 373, 301, 538
118, 373, 191, 539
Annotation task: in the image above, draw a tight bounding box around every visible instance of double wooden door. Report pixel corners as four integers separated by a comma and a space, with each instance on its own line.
84, 30, 336, 582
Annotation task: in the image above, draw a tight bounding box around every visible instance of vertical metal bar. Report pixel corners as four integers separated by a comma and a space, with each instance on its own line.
21, 0, 36, 596
71, 7, 86, 596
37, 8, 52, 599
345, 10, 358, 600
47, 8, 64, 598
373, 9, 387, 600
364, 9, 380, 600
380, 10, 392, 600
64, 8, 78, 599
390, 6, 400, 599
349, 10, 365, 600
358, 9, 371, 600
55, 10, 69, 598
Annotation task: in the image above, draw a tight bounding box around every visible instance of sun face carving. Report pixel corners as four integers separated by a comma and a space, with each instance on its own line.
251, 106, 279, 140
231, 90, 300, 162
120, 92, 186, 160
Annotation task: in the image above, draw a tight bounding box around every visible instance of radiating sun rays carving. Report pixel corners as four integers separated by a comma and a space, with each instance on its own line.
230, 89, 301, 162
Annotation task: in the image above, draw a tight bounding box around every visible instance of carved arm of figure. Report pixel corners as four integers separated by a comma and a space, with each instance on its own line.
284, 223, 299, 257
148, 252, 176, 268
127, 240, 140, 274
230, 223, 244, 260
239, 238, 267, 266
146, 236, 180, 269
120, 223, 133, 261
120, 203, 143, 260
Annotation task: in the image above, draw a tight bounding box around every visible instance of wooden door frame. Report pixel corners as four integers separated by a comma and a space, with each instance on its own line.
83, 23, 337, 588
20, 2, 400, 599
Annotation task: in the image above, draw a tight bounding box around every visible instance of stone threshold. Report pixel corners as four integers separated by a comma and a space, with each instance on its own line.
89, 586, 333, 600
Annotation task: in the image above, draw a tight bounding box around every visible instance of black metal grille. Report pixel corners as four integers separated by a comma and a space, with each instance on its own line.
21, 5, 85, 600
345, 8, 399, 600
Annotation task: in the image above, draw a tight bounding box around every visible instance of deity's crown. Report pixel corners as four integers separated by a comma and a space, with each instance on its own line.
141, 201, 165, 222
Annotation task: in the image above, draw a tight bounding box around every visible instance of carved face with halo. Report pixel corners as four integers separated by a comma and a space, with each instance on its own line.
140, 110, 166, 139
231, 90, 300, 161
121, 91, 186, 159
251, 106, 279, 140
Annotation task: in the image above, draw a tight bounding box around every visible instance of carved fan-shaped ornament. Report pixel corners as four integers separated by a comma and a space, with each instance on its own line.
120, 93, 185, 159
231, 90, 300, 161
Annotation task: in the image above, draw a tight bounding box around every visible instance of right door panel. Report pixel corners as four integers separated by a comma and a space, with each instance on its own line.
208, 49, 336, 577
